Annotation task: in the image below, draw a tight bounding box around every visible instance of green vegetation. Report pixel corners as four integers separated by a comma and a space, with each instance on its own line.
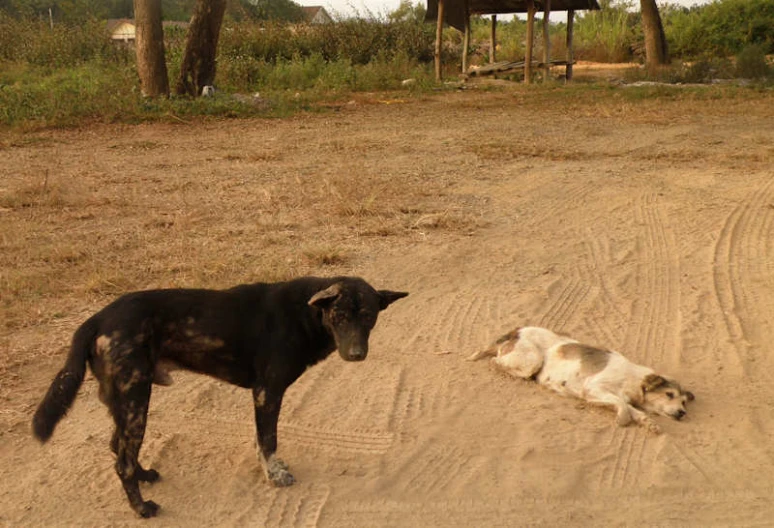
0, 0, 772, 129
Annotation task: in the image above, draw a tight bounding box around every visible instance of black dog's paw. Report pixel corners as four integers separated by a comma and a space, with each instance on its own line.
138, 500, 160, 518
269, 469, 295, 487
267, 458, 295, 487
138, 468, 161, 483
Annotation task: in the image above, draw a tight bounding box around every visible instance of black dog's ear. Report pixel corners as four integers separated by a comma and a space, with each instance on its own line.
308, 284, 341, 308
378, 290, 408, 310
685, 391, 695, 402
642, 373, 668, 393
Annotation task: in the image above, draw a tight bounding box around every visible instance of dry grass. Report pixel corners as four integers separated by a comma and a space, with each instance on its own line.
1, 84, 772, 383
0, 123, 486, 361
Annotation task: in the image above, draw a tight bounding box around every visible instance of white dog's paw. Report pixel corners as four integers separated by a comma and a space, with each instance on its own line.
644, 420, 662, 435
616, 409, 633, 427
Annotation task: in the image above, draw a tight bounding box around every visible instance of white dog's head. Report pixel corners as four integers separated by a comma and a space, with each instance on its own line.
640, 374, 694, 420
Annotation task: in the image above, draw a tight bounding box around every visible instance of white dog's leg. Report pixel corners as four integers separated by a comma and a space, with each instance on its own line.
627, 406, 662, 434
584, 389, 661, 433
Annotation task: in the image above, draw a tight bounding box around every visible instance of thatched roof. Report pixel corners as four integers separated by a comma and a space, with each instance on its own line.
426, 0, 600, 31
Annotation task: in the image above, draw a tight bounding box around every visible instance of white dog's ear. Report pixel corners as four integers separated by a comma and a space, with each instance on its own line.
642, 374, 667, 392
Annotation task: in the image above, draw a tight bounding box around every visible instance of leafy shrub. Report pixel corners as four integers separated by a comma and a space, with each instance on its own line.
735, 43, 772, 79
573, 0, 637, 63
0, 14, 129, 67
664, 0, 774, 59
680, 56, 734, 83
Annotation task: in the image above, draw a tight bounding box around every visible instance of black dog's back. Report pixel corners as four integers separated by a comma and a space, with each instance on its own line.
32, 275, 408, 518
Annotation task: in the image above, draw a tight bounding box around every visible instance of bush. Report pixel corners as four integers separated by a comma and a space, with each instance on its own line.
0, 14, 129, 67
663, 0, 774, 59
573, 0, 637, 63
680, 55, 734, 83
735, 43, 772, 79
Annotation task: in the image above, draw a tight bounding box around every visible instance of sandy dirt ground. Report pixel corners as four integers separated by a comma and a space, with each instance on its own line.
2, 84, 774, 526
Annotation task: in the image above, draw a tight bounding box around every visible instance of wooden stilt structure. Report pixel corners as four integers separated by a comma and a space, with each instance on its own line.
425, 0, 595, 85
434, 0, 445, 81
542, 0, 552, 82
524, 0, 535, 84
566, 9, 575, 81
462, 0, 470, 74
490, 15, 497, 64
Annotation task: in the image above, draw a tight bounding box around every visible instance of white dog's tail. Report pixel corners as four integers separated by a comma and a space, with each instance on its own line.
468, 328, 522, 361
466, 346, 498, 361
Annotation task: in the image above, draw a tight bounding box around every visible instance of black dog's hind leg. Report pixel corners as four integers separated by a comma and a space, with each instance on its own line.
111, 427, 159, 483
252, 386, 294, 486
111, 371, 160, 518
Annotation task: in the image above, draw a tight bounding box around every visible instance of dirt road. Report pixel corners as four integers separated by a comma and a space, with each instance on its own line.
2, 85, 774, 526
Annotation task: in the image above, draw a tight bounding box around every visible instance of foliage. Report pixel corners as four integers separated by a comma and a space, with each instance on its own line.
663, 0, 774, 59
0, 8, 437, 128
0, 13, 130, 66
573, 0, 638, 62
735, 43, 772, 79
218, 10, 436, 66
1, 0, 311, 23
2, 0, 774, 129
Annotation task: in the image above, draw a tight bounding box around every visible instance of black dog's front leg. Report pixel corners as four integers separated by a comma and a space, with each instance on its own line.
252, 386, 294, 487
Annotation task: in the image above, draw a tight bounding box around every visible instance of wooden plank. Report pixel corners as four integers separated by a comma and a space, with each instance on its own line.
469, 59, 572, 77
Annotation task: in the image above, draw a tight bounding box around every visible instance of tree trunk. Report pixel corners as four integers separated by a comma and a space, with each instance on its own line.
640, 0, 668, 69
134, 0, 169, 97
176, 0, 228, 97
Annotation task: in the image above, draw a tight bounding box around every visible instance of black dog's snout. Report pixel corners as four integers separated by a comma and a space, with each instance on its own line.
346, 349, 367, 361
339, 343, 368, 361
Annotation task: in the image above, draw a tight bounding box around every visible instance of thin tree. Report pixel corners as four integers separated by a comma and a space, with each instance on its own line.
640, 0, 668, 69
176, 0, 228, 96
133, 0, 169, 97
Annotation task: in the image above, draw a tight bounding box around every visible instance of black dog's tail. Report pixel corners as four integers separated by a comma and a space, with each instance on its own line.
32, 318, 98, 442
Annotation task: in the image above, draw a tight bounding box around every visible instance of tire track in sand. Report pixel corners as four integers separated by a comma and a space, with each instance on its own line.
382, 283, 503, 497
538, 275, 591, 331
226, 483, 330, 528
260, 484, 330, 528
156, 411, 394, 456
599, 193, 681, 491
712, 175, 774, 379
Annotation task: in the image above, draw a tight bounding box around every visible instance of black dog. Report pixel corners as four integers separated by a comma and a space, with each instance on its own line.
32, 276, 407, 518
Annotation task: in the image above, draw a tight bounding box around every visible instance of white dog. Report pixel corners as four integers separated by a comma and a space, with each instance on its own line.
468, 326, 694, 434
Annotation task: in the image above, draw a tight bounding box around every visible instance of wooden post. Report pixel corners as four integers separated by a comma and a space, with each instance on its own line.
490, 15, 497, 64
434, 0, 445, 82
566, 9, 575, 82
462, 1, 470, 74
525, 0, 535, 84
542, 0, 551, 82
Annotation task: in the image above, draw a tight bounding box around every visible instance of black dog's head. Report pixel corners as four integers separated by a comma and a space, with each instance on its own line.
308, 278, 408, 361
